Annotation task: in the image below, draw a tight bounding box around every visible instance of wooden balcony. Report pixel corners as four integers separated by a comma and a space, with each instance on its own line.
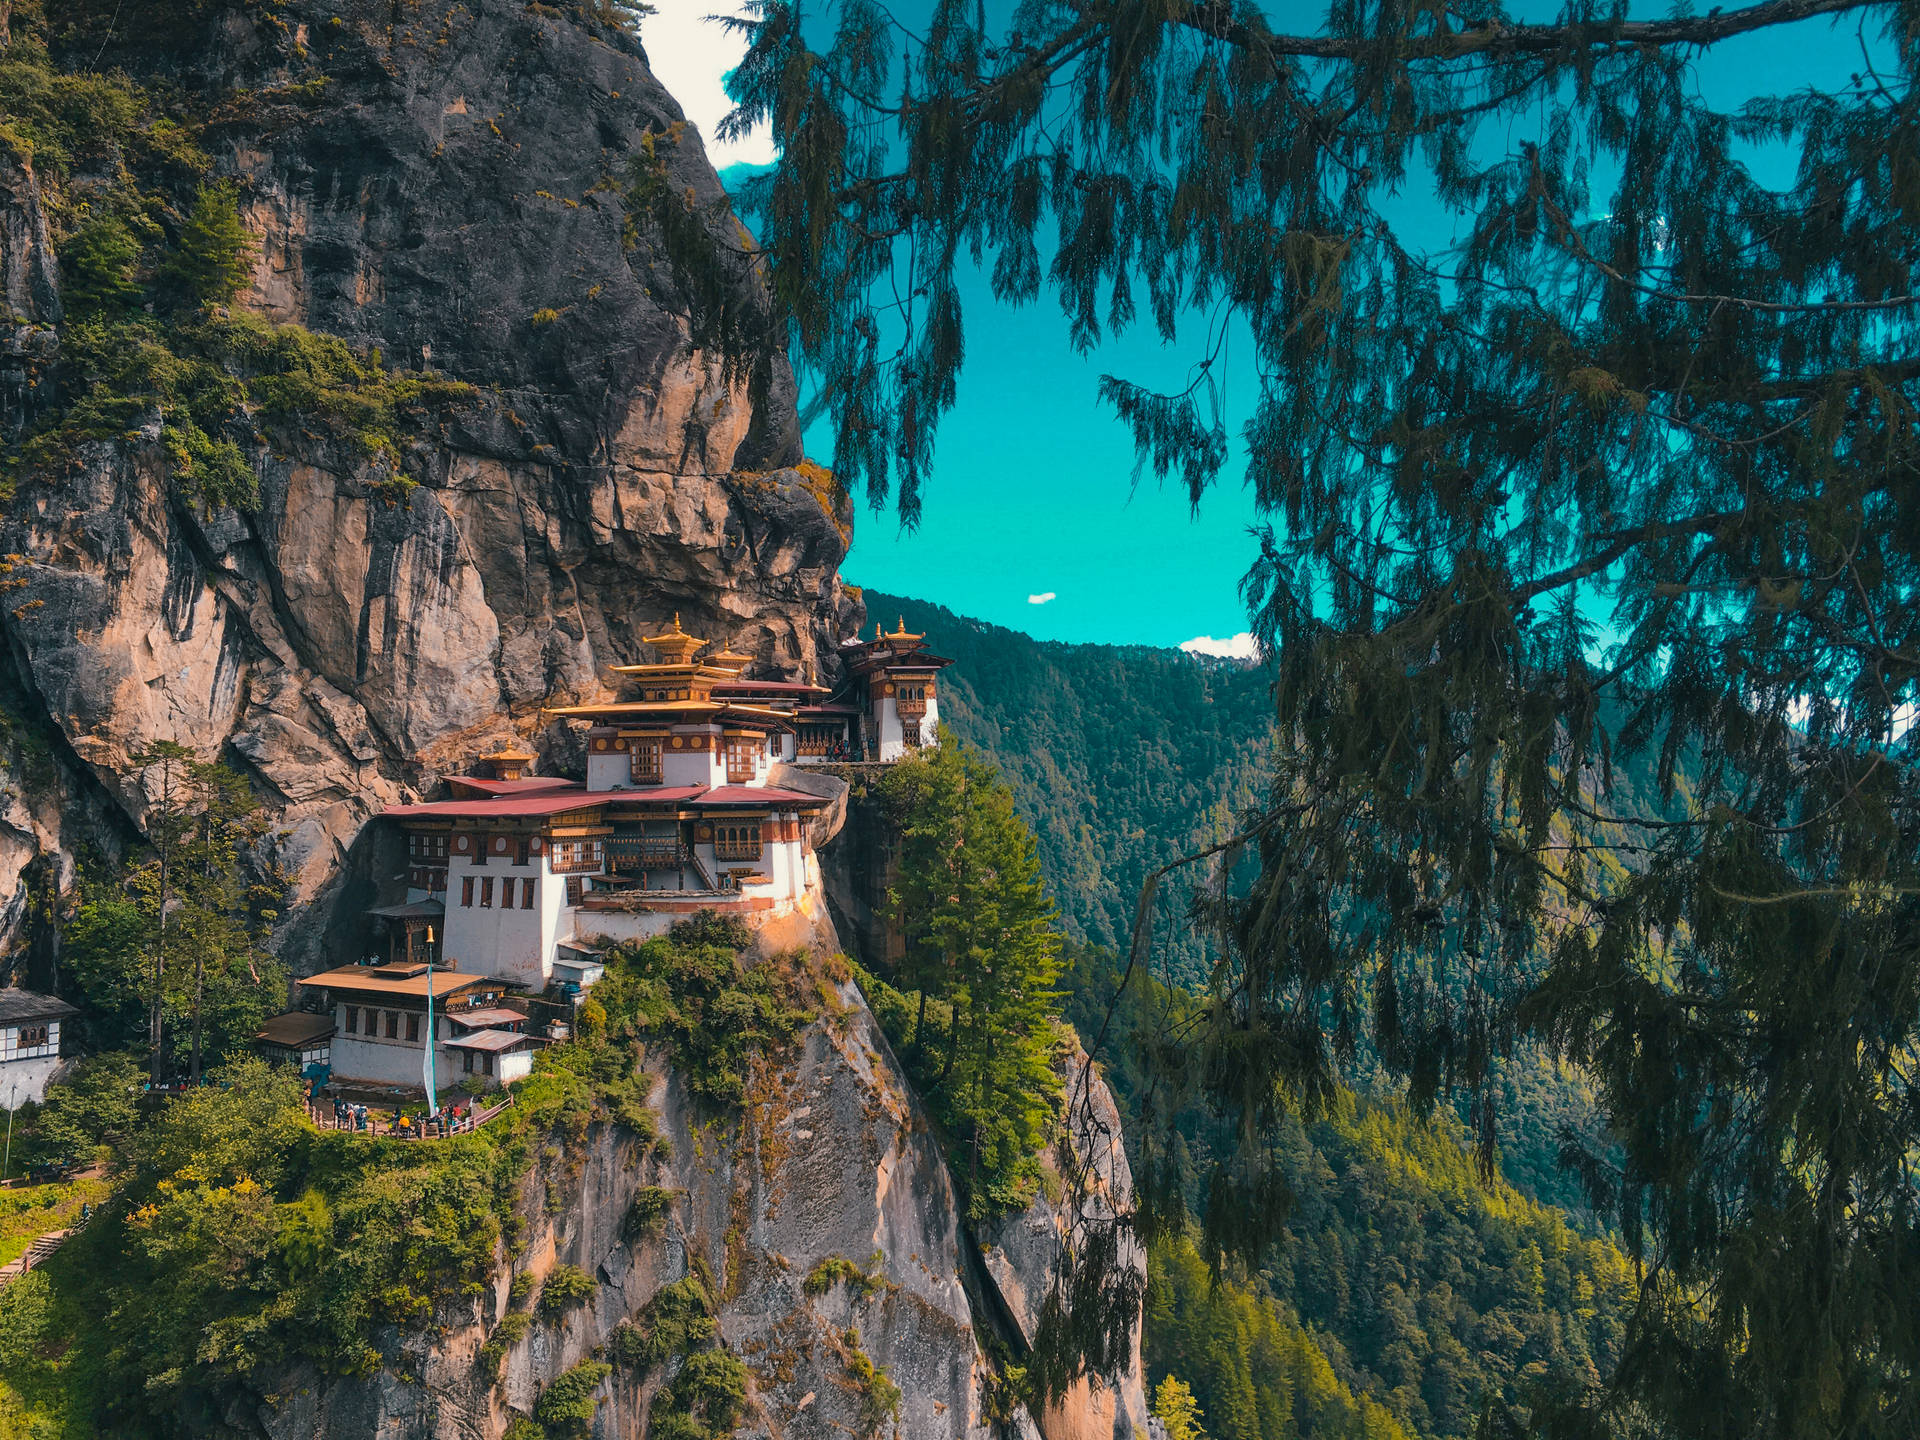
714, 840, 762, 862
606, 838, 689, 868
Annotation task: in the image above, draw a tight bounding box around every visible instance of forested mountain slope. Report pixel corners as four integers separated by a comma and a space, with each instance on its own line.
860, 591, 1273, 985
867, 590, 1609, 1220
1063, 952, 1634, 1440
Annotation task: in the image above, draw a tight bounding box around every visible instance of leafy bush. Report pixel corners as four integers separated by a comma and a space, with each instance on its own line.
60, 210, 144, 314
651, 1347, 748, 1439
478, 1309, 534, 1379
803, 1253, 888, 1302
11, 1051, 142, 1171
841, 1328, 902, 1437
537, 1264, 597, 1316
607, 1274, 717, 1370
532, 1358, 611, 1436
592, 913, 813, 1109
622, 1186, 678, 1242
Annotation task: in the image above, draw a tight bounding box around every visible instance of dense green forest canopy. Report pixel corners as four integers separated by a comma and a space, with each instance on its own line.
863, 590, 1272, 986
741, 1, 1920, 1435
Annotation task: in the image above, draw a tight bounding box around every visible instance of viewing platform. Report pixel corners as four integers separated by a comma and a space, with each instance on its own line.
309, 1094, 515, 1140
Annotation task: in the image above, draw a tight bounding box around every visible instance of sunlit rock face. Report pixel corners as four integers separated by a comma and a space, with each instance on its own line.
246, 963, 1145, 1440
0, 0, 859, 969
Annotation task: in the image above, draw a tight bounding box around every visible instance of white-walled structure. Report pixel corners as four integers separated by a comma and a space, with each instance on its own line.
271, 616, 961, 1093
0, 988, 75, 1110
272, 619, 854, 1091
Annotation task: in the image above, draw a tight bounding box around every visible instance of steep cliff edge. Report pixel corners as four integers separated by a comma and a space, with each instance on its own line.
0, 0, 857, 971
246, 956, 1145, 1440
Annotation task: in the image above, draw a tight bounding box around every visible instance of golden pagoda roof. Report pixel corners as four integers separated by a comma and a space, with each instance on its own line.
641, 613, 706, 664
707, 644, 754, 672
477, 745, 536, 763
543, 699, 795, 729
883, 616, 924, 643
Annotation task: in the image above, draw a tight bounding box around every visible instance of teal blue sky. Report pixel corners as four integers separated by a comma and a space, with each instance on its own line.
670, 3, 1881, 648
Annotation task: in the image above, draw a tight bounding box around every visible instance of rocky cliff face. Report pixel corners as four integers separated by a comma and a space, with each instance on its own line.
247, 959, 1145, 1440
0, 7, 1148, 1435
0, 0, 857, 970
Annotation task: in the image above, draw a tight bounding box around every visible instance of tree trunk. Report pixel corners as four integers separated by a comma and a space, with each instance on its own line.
909, 986, 929, 1060
149, 765, 173, 1089
191, 807, 211, 1085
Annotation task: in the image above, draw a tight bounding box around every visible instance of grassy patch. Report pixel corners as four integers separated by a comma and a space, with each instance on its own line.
802, 1252, 889, 1302
0, 1176, 110, 1268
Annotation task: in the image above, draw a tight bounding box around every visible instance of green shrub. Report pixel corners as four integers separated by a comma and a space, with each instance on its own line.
842, 1328, 903, 1437
803, 1253, 888, 1301
623, 1186, 678, 1242
607, 1274, 716, 1370
161, 181, 256, 307
653, 1347, 747, 1437
61, 211, 144, 314
478, 1309, 535, 1378
509, 1271, 538, 1308
538, 1264, 597, 1315
592, 913, 812, 1109
532, 1358, 611, 1436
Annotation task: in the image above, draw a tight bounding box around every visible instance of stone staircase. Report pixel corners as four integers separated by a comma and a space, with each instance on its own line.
0, 1226, 74, 1292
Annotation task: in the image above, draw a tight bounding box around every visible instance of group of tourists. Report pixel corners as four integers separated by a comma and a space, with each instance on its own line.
319, 1095, 481, 1138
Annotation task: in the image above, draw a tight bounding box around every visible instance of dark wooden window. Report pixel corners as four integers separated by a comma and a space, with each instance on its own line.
480, 877, 493, 908
566, 876, 586, 906
461, 876, 474, 907
384, 1011, 399, 1039
551, 840, 602, 874
406, 1013, 420, 1042
714, 822, 762, 861
514, 836, 530, 865
630, 740, 662, 782
345, 1007, 359, 1034
521, 877, 536, 909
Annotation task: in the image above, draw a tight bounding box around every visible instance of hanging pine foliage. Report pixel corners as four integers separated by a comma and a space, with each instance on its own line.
727, 2, 1920, 1435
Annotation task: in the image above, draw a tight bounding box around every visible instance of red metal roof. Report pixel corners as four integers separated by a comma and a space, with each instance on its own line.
698, 785, 829, 807
382, 782, 827, 820
447, 776, 582, 796
385, 792, 613, 819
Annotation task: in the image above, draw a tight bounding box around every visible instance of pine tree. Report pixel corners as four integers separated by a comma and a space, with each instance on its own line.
161, 181, 256, 308
881, 736, 1065, 1216
730, 2, 1920, 1434
1155, 1374, 1211, 1440
121, 745, 285, 1086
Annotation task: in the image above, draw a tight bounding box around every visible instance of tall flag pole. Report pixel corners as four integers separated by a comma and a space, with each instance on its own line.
423, 943, 438, 1117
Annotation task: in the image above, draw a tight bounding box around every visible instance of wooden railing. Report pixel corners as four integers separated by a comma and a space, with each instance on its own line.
714, 840, 762, 862
309, 1095, 515, 1139
607, 838, 687, 868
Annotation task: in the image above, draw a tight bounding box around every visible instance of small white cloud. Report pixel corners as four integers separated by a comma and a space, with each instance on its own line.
1027, 592, 1057, 605
1180, 632, 1260, 660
